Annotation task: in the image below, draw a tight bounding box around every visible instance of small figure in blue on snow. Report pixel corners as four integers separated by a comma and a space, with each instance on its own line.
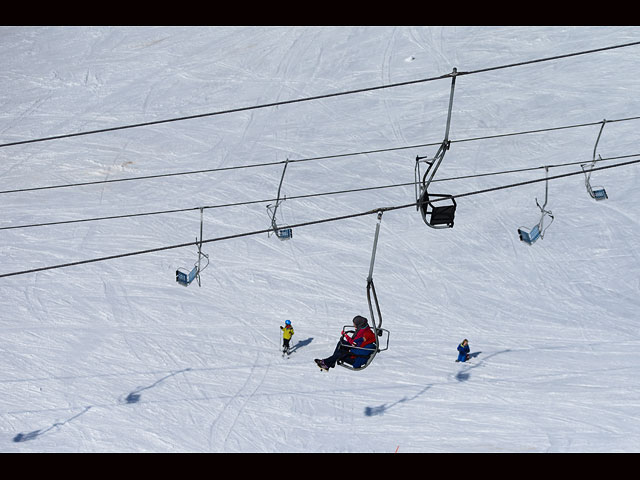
456, 338, 470, 362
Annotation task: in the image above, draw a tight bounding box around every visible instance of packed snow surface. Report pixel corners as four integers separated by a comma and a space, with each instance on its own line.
1, 26, 639, 452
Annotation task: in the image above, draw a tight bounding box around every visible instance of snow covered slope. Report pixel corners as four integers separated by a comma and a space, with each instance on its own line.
1, 26, 639, 452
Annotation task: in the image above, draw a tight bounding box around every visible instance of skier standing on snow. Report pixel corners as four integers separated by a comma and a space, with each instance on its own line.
280, 320, 294, 355
315, 315, 376, 371
456, 339, 470, 362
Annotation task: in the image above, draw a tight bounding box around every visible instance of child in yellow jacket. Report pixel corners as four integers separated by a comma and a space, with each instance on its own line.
280, 320, 294, 355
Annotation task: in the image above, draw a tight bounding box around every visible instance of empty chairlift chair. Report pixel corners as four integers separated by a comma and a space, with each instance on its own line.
582, 156, 608, 201
418, 189, 457, 229
414, 68, 459, 229
176, 264, 199, 286
582, 119, 609, 201
517, 223, 542, 245
517, 166, 554, 246
266, 159, 293, 241
175, 208, 210, 287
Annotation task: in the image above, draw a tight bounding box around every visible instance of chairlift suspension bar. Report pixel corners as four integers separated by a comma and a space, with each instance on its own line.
367, 280, 383, 331
592, 120, 607, 163
268, 159, 290, 234
542, 165, 549, 209
367, 211, 383, 283
583, 119, 607, 183
276, 159, 289, 205
540, 166, 550, 235
419, 68, 459, 192
536, 166, 554, 240
367, 211, 385, 334
197, 207, 204, 286
443, 68, 457, 144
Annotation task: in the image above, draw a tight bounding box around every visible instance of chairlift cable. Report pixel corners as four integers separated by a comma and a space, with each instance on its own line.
3, 152, 640, 233
2, 156, 640, 279
3, 115, 640, 197
2, 40, 639, 150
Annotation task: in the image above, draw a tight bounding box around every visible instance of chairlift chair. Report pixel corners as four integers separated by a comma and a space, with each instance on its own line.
592, 187, 608, 201
582, 120, 609, 201
418, 190, 457, 229
275, 227, 293, 239
414, 68, 459, 229
582, 159, 608, 201
517, 166, 554, 245
267, 203, 293, 241
517, 223, 541, 245
337, 281, 391, 371
267, 158, 293, 240
338, 211, 390, 371
175, 208, 210, 287
176, 264, 199, 286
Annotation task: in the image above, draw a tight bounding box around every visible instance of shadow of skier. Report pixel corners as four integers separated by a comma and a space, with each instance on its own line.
287, 337, 313, 354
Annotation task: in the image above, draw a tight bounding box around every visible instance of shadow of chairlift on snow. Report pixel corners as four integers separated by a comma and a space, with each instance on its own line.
124, 368, 192, 404
364, 384, 433, 417
364, 350, 512, 417
13, 406, 92, 443
13, 369, 193, 442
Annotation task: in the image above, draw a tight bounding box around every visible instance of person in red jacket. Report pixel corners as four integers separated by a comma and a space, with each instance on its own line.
315, 316, 377, 370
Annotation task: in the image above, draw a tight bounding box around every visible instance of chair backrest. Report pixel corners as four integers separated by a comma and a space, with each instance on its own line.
430, 205, 456, 226
176, 265, 198, 286
593, 188, 608, 200
529, 224, 541, 243
518, 224, 540, 245
276, 228, 292, 239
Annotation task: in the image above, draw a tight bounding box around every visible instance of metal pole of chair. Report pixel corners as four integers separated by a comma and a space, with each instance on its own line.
197, 207, 204, 287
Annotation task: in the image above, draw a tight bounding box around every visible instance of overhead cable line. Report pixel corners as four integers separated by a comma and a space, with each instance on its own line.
447, 156, 640, 201
450, 115, 640, 145
2, 156, 639, 279
2, 40, 639, 150
4, 152, 639, 233
455, 41, 640, 76
3, 115, 640, 196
